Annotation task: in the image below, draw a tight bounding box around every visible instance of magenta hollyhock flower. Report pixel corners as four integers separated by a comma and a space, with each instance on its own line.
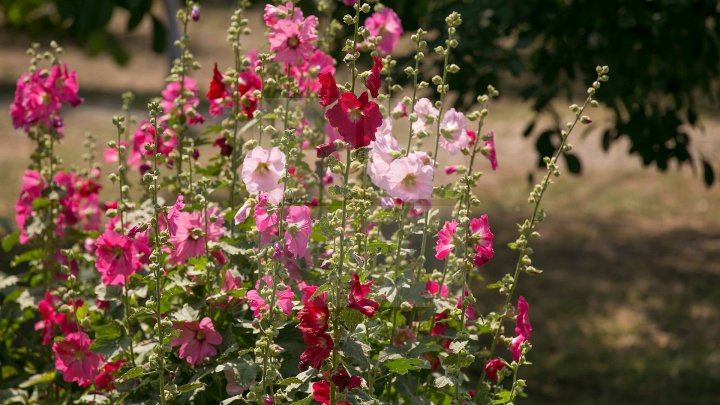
128, 120, 178, 169
167, 208, 225, 265
269, 15, 318, 64
365, 57, 383, 98
470, 214, 494, 267
325, 91, 383, 149
424, 280, 449, 298
299, 333, 333, 371
53, 332, 104, 387
483, 130, 498, 170
263, 2, 303, 26
94, 360, 125, 391
246, 276, 295, 318
412, 98, 439, 135
298, 285, 330, 336
348, 273, 379, 318
367, 119, 399, 190
298, 50, 336, 95
233, 200, 252, 225
439, 108, 470, 155
285, 205, 312, 258
254, 194, 279, 246
47, 64, 83, 107
510, 296, 532, 362
95, 228, 143, 286
364, 7, 403, 55
15, 170, 44, 244
171, 317, 223, 366
160, 77, 204, 125
385, 152, 434, 201
431, 311, 448, 336
445, 165, 457, 175
484, 358, 506, 381
435, 219, 458, 260
241, 146, 286, 204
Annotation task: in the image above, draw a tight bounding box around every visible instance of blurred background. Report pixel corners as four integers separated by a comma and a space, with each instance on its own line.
1, 1, 719, 403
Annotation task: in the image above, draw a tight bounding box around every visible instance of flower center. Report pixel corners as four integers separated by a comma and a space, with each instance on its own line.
73, 350, 86, 361
347, 107, 362, 122
402, 174, 416, 188
196, 331, 206, 341
190, 227, 204, 240
287, 36, 300, 49
256, 162, 270, 174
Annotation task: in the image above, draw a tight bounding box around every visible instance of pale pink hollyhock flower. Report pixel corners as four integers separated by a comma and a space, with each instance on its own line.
167, 208, 225, 265
364, 7, 403, 55
392, 101, 408, 117
95, 228, 143, 286
263, 2, 302, 26
367, 119, 399, 190
424, 280, 448, 298
385, 152, 434, 201
246, 276, 295, 318
53, 332, 103, 387
434, 220, 458, 260
234, 200, 252, 225
470, 214, 494, 267
171, 317, 223, 365
483, 130, 498, 170
241, 146, 286, 204
439, 108, 470, 155
285, 206, 312, 258
269, 15, 318, 64
412, 98, 438, 135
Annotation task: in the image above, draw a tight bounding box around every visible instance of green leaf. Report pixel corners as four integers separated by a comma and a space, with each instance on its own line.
173, 304, 199, 322
384, 357, 424, 375
118, 366, 146, 382
221, 396, 244, 405
2, 231, 19, 252
291, 394, 313, 405
177, 382, 205, 394
19, 371, 56, 388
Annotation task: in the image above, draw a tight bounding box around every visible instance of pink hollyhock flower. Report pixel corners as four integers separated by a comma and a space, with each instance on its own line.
365, 57, 382, 98
128, 120, 178, 169
424, 280, 448, 298
15, 170, 45, 244
299, 333, 333, 371
269, 15, 318, 64
47, 64, 83, 107
385, 152, 434, 201
412, 98, 439, 135
94, 360, 125, 391
171, 317, 223, 365
325, 91, 383, 149
254, 194, 279, 245
318, 72, 340, 107
298, 50, 336, 95
246, 276, 295, 318
483, 130, 498, 170
330, 367, 363, 392
167, 208, 225, 265
392, 101, 407, 117
439, 108, 470, 155
264, 2, 303, 26
241, 146, 286, 204
364, 7, 403, 55
222, 270, 244, 293
53, 332, 103, 387
516, 296, 532, 339
435, 219, 458, 260
470, 214, 494, 267
233, 200, 252, 225
103, 140, 128, 163
445, 165, 457, 175
343, 0, 357, 5
95, 228, 143, 286
366, 119, 398, 190
348, 274, 379, 318
160, 77, 204, 125
35, 292, 81, 345
484, 358, 506, 381
166, 194, 185, 236
457, 289, 476, 321
285, 205, 312, 257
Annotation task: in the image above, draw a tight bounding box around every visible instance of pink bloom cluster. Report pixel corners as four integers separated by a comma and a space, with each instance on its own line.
510, 296, 532, 362
266, 3, 318, 64
10, 64, 82, 132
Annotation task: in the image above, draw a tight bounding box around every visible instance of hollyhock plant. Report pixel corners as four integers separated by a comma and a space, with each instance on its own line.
325, 91, 383, 149
299, 333, 334, 371
284, 205, 312, 257
364, 7, 403, 55
470, 214, 495, 267
167, 207, 225, 265
435, 219, 459, 260
365, 57, 383, 98
385, 152, 434, 201
483, 130, 498, 170
171, 317, 223, 366
241, 146, 286, 204
510, 296, 532, 362
425, 280, 449, 298
95, 228, 143, 286
160, 77, 204, 124
484, 358, 506, 381
53, 332, 104, 387
318, 72, 340, 107
366, 119, 398, 190
348, 273, 380, 317
298, 285, 330, 336
129, 120, 178, 169
263, 2, 302, 26
439, 108, 470, 155
297, 50, 336, 95
412, 98, 439, 135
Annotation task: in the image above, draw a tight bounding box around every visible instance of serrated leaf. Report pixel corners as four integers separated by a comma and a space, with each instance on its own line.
177, 382, 205, 394
0, 275, 19, 290
384, 358, 424, 375
173, 304, 200, 322
118, 366, 146, 382
448, 340, 468, 354
291, 394, 313, 405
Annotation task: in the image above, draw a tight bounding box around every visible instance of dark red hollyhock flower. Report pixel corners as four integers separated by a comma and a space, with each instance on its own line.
297, 286, 330, 336
312, 380, 331, 405
94, 360, 125, 391
299, 333, 334, 370
316, 142, 338, 159
423, 352, 441, 371
483, 358, 506, 382
103, 200, 118, 212
238, 71, 262, 118
213, 136, 233, 157
206, 63, 226, 100
348, 273, 379, 318
318, 72, 340, 107
330, 368, 363, 392
325, 91, 382, 149
431, 311, 448, 336
96, 299, 109, 310
365, 57, 383, 98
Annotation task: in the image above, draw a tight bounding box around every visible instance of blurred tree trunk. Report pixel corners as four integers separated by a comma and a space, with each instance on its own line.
163, 0, 180, 68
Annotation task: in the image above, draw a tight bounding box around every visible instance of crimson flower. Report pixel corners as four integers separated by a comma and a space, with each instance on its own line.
299, 333, 334, 371
297, 286, 330, 336
325, 91, 382, 149
331, 368, 363, 392
206, 63, 226, 100
365, 57, 382, 98
348, 273, 379, 318
484, 358, 506, 381
318, 72, 340, 107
